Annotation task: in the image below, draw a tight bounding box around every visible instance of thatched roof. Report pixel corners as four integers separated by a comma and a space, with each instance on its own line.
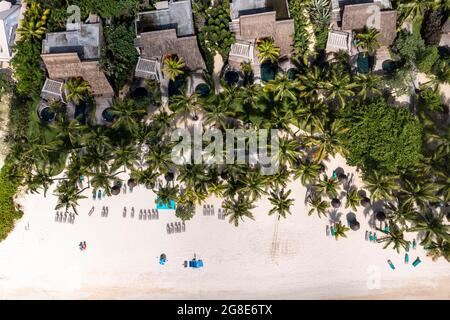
41, 52, 114, 97
342, 3, 397, 46
139, 29, 205, 71
238, 11, 294, 56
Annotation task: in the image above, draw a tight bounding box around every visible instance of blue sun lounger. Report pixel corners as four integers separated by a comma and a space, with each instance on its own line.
387, 259, 395, 270
189, 259, 204, 268
412, 257, 421, 267
156, 198, 176, 210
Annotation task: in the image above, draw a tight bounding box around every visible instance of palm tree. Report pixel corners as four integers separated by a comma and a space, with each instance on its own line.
54, 180, 87, 214
307, 194, 330, 218
333, 222, 350, 240
146, 145, 173, 174
408, 210, 450, 246
256, 38, 281, 64
158, 185, 179, 205
163, 55, 185, 81
177, 164, 209, 189
268, 188, 294, 219
263, 74, 298, 102
223, 193, 256, 226
345, 187, 360, 211
377, 223, 410, 253
307, 0, 331, 28
240, 171, 269, 200
17, 2, 50, 41
269, 165, 291, 190
297, 66, 324, 99
90, 170, 118, 196
425, 238, 450, 262
170, 92, 201, 124
354, 27, 380, 56
353, 73, 382, 100
294, 100, 328, 134
305, 119, 348, 163
277, 138, 303, 168
132, 168, 158, 190
64, 77, 91, 105
203, 96, 234, 129
315, 173, 339, 199
399, 179, 440, 210
363, 171, 399, 202
397, 0, 440, 24
322, 70, 357, 108
293, 159, 323, 186
53, 114, 86, 149
110, 98, 146, 133
111, 142, 138, 173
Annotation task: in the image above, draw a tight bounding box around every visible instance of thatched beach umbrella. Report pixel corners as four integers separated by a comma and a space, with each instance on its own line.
350, 220, 360, 231
360, 197, 371, 208
338, 173, 348, 185
127, 178, 137, 188
111, 185, 121, 196
331, 198, 341, 208
376, 211, 386, 229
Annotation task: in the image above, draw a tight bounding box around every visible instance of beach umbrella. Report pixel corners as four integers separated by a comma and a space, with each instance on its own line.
331, 198, 341, 208
127, 178, 137, 188
376, 211, 386, 229
360, 197, 371, 208
350, 220, 360, 231
111, 185, 121, 196
357, 190, 367, 198
338, 173, 348, 185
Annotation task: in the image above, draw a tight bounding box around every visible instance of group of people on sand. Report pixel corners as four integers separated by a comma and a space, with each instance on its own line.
78, 241, 87, 251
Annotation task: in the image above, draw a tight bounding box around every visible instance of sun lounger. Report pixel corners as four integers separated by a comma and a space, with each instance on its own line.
203, 205, 206, 215
387, 259, 395, 270
139, 209, 142, 220
93, 190, 96, 200
123, 207, 126, 218
166, 224, 170, 234
98, 190, 102, 200
412, 257, 421, 267
182, 221, 186, 232
211, 205, 214, 216
405, 253, 409, 264
131, 207, 135, 218
106, 207, 109, 217
88, 206, 95, 216
412, 239, 417, 250
330, 226, 335, 237
365, 230, 368, 241
170, 223, 175, 233
369, 232, 373, 242
144, 209, 147, 220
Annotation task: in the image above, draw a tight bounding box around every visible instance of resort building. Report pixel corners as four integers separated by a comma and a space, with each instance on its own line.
134, 0, 205, 81
0, 0, 22, 68
39, 15, 114, 124
326, 0, 397, 55
227, 0, 295, 69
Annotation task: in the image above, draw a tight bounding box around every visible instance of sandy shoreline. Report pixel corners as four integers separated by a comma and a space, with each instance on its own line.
0, 154, 449, 300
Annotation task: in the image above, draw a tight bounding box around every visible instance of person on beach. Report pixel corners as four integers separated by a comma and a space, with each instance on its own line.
412, 239, 417, 250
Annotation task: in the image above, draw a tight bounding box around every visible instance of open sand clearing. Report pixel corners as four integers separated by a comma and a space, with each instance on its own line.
0, 154, 449, 300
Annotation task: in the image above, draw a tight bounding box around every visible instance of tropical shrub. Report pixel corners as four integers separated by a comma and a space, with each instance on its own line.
100, 24, 138, 91
200, 1, 235, 59
340, 98, 424, 174
289, 0, 311, 58
0, 161, 23, 242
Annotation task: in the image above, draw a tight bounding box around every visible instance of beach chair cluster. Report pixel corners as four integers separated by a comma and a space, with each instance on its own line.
203, 204, 215, 216
387, 256, 421, 270
92, 189, 106, 201
167, 222, 186, 234
122, 207, 159, 220
55, 211, 76, 224
217, 208, 226, 220
101, 206, 109, 217
138, 209, 159, 220
365, 231, 378, 242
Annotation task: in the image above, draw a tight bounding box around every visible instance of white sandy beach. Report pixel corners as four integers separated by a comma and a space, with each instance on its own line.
0, 154, 449, 300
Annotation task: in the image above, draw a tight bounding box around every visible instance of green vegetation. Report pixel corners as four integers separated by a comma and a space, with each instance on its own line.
289, 0, 311, 58
199, 0, 235, 60
100, 24, 138, 91
340, 99, 424, 174
0, 0, 448, 263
